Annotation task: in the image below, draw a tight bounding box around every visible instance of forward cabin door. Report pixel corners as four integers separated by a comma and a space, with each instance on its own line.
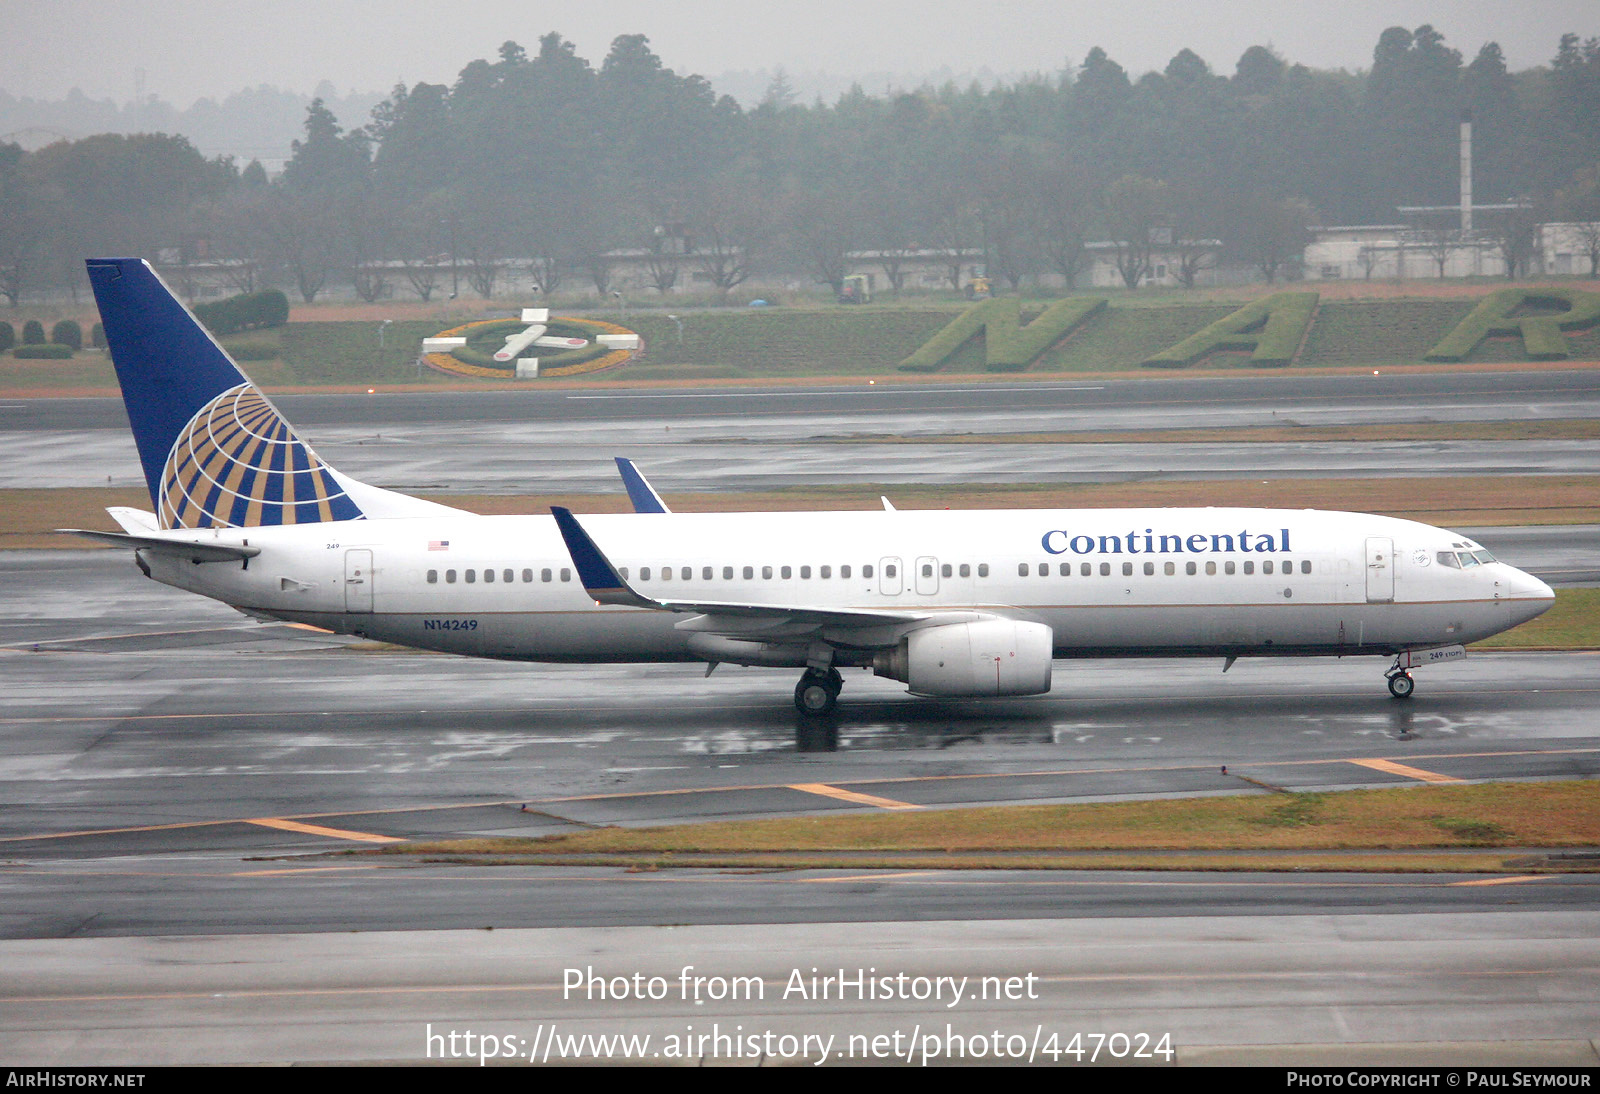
1364, 537, 1394, 603
344, 549, 374, 613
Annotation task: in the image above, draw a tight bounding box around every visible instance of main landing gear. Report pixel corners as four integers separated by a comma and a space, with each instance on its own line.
795, 667, 844, 716
1385, 662, 1416, 699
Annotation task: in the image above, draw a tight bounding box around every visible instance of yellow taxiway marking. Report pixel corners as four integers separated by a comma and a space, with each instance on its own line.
1347, 758, 1462, 783
243, 818, 403, 843
1449, 875, 1550, 887
789, 783, 922, 811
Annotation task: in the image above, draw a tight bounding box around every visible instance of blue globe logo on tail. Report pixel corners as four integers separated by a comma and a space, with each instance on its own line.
159, 383, 361, 529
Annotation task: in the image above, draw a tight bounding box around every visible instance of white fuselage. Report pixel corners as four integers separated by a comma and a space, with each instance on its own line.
138, 506, 1553, 667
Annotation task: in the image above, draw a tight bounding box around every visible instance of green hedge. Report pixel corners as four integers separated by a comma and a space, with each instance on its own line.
223, 341, 280, 361
0, 322, 12, 353
1142, 291, 1319, 368
192, 290, 290, 337
898, 297, 1107, 372
90, 322, 105, 348
22, 320, 45, 345
50, 320, 82, 350
1424, 288, 1600, 361
14, 343, 74, 359
450, 317, 616, 371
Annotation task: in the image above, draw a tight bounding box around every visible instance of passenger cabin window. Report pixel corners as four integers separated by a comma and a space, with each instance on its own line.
1186, 561, 1197, 576
977, 564, 988, 578
1243, 561, 1254, 575
1100, 562, 1111, 576
1122, 562, 1133, 577
1263, 561, 1274, 575
427, 569, 438, 583
863, 564, 874, 578
702, 566, 713, 581
723, 566, 734, 580
484, 569, 494, 583
801, 566, 812, 579
522, 569, 533, 583
885, 564, 897, 578
542, 568, 553, 582
820, 565, 831, 579
465, 570, 476, 584
560, 568, 571, 582
1225, 561, 1236, 575
1017, 563, 1028, 577
1143, 561, 1155, 576
762, 566, 773, 580
1205, 561, 1216, 575
640, 567, 652, 581
661, 567, 671, 581
446, 569, 457, 583
960, 564, 971, 578
1081, 563, 1091, 577
840, 565, 851, 579
780, 566, 791, 579
1301, 560, 1311, 575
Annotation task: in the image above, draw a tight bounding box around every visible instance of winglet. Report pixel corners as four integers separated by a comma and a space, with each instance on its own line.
549, 507, 656, 608
614, 457, 671, 514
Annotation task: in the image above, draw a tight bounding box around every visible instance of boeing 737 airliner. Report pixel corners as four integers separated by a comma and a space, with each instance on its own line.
73, 258, 1554, 715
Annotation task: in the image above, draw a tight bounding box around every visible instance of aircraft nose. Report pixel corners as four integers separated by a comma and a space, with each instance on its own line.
1504, 567, 1555, 621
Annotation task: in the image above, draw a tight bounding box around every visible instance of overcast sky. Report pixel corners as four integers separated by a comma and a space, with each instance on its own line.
4, 0, 1595, 107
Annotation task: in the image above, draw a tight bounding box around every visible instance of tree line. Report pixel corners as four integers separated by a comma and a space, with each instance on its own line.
3, 25, 1599, 306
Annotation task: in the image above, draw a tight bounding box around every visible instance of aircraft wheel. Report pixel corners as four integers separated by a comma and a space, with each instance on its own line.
795, 679, 837, 716
1387, 672, 1415, 699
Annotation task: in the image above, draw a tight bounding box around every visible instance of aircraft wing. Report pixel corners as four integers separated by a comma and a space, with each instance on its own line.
549, 507, 978, 640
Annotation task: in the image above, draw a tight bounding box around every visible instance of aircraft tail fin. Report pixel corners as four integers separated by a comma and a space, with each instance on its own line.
86, 258, 465, 529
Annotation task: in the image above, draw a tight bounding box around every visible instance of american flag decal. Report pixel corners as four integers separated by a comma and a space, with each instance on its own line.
428, 540, 450, 551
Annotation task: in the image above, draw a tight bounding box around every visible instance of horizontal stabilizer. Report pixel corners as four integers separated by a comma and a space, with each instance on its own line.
58, 528, 260, 564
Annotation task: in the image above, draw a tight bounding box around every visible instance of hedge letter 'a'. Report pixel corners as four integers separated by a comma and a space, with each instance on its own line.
1143, 292, 1319, 368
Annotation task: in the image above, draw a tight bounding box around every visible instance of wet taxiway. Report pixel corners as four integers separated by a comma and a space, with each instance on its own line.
3, 370, 1598, 1064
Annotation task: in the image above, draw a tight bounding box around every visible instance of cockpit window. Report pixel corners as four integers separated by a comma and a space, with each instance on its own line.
1437, 551, 1461, 569
1458, 551, 1481, 569
1471, 549, 1496, 564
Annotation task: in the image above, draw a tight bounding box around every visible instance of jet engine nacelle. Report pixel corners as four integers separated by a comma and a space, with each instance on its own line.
874, 619, 1053, 697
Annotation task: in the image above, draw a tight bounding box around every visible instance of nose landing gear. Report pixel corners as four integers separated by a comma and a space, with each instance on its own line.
795, 667, 844, 715
1385, 663, 1415, 699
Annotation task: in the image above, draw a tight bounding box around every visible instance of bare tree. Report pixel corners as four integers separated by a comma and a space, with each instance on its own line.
1102, 175, 1169, 289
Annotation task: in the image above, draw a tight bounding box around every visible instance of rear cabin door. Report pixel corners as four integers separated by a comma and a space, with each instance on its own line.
344, 549, 374, 613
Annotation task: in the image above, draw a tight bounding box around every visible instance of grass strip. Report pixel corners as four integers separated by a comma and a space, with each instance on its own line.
828, 420, 1600, 445
10, 475, 1597, 551
380, 782, 1598, 866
